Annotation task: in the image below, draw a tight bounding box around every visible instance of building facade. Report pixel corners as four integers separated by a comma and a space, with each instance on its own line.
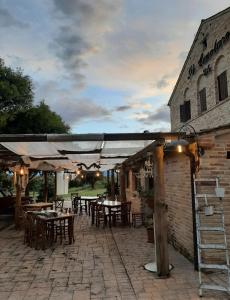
168, 7, 230, 132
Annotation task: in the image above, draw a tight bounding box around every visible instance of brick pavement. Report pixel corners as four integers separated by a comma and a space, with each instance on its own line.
0, 214, 229, 299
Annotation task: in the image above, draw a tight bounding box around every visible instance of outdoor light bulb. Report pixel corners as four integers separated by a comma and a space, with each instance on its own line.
76, 169, 81, 175
96, 171, 100, 177
81, 174, 84, 179
177, 145, 183, 153
19, 167, 24, 176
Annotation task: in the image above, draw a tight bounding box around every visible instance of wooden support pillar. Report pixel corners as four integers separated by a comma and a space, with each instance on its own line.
54, 172, 57, 201
154, 144, 169, 277
44, 171, 48, 202
119, 165, 126, 202
111, 169, 115, 201
15, 174, 22, 229
107, 170, 110, 195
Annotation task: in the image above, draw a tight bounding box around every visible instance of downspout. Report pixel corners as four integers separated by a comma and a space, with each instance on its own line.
187, 151, 198, 271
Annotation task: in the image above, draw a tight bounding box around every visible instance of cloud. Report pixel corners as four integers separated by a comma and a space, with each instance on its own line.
115, 105, 131, 112
52, 0, 122, 87
131, 105, 170, 126
0, 8, 28, 28
52, 98, 111, 125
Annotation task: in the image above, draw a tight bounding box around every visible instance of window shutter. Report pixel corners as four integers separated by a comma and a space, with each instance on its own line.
218, 71, 228, 101
184, 100, 191, 121
180, 104, 185, 122
199, 88, 207, 113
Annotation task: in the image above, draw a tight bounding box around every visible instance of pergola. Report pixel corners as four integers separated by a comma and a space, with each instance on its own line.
0, 131, 183, 277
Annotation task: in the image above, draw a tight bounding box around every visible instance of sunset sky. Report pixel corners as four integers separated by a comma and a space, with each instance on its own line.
0, 0, 229, 133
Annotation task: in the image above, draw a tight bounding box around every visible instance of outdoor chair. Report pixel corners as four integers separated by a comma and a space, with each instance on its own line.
95, 203, 107, 228
72, 196, 87, 214
112, 202, 131, 226
53, 197, 64, 210
54, 216, 75, 245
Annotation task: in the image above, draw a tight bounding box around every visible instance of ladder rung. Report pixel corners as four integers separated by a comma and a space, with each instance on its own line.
200, 283, 228, 292
195, 178, 217, 182
196, 194, 217, 198
199, 263, 228, 270
198, 210, 223, 215
199, 244, 226, 250
199, 226, 224, 232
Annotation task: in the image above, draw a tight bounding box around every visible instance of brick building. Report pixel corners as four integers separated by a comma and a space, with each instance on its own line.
168, 7, 230, 132
124, 7, 230, 265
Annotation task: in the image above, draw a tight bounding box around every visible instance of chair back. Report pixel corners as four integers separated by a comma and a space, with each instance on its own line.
71, 192, 79, 201
54, 197, 64, 210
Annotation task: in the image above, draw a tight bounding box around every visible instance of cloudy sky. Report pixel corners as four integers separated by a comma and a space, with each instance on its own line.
0, 0, 229, 133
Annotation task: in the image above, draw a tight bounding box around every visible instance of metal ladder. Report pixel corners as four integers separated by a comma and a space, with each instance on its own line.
194, 176, 230, 297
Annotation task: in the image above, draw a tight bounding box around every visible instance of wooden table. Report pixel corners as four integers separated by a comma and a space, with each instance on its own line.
25, 211, 75, 249
80, 196, 99, 214
23, 202, 53, 211
99, 200, 121, 227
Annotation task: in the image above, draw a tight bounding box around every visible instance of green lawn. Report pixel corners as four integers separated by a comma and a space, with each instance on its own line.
67, 181, 106, 198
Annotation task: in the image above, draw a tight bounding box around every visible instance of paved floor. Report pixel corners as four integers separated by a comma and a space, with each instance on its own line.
0, 215, 229, 300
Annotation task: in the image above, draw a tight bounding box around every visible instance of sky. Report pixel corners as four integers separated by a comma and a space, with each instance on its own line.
0, 0, 229, 133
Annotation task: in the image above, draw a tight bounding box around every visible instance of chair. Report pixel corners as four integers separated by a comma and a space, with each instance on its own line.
55, 216, 75, 245
112, 202, 131, 226
72, 196, 87, 215
95, 203, 107, 228
53, 197, 64, 210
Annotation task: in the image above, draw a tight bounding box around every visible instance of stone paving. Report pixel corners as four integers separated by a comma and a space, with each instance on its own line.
0, 215, 229, 300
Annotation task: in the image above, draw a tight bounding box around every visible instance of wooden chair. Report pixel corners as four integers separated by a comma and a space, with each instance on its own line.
112, 202, 132, 226
55, 216, 75, 245
72, 196, 87, 215
95, 203, 107, 228
53, 197, 64, 210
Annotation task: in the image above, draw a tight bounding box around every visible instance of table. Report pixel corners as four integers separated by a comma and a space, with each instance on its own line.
24, 211, 75, 249
23, 202, 53, 211
80, 196, 99, 214
99, 200, 121, 227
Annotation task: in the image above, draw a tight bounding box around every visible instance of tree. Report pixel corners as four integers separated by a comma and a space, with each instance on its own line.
0, 58, 33, 113
2, 100, 70, 133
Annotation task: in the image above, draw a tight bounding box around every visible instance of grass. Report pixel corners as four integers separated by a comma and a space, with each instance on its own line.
65, 180, 106, 198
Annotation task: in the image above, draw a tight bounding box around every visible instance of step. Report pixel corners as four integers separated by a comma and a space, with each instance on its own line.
199, 243, 226, 250
200, 283, 228, 292
199, 263, 228, 270
194, 178, 217, 182
199, 226, 224, 232
196, 194, 217, 198
197, 210, 223, 215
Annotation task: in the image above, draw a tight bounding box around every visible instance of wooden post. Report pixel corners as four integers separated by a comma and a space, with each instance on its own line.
15, 174, 22, 229
107, 170, 110, 195
119, 165, 126, 202
111, 169, 115, 201
54, 172, 57, 201
154, 144, 169, 277
44, 171, 48, 202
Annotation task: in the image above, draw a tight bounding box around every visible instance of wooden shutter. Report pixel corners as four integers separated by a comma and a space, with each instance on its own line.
218, 71, 228, 101
180, 104, 185, 122
199, 88, 207, 113
184, 100, 191, 121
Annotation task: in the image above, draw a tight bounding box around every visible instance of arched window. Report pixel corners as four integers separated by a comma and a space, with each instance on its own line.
197, 75, 207, 114
215, 56, 228, 102
180, 88, 191, 122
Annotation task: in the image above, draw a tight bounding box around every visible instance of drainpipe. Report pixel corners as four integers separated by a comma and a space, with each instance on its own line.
187, 151, 198, 271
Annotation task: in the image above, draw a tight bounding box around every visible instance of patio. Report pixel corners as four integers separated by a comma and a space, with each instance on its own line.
0, 214, 228, 300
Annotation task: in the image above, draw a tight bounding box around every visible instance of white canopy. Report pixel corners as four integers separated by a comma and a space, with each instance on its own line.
0, 132, 178, 171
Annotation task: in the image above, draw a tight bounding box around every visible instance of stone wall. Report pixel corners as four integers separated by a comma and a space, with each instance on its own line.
169, 8, 230, 132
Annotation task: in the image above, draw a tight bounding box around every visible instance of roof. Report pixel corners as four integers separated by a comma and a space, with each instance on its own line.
168, 6, 230, 106
0, 132, 179, 171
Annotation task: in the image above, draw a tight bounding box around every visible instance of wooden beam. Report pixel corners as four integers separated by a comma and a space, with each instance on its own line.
0, 132, 181, 142
154, 144, 169, 277
119, 165, 126, 202
44, 171, 48, 202
111, 169, 115, 201
15, 174, 22, 229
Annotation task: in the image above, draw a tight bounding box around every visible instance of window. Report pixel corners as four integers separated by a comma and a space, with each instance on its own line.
199, 88, 207, 113
180, 100, 191, 122
217, 71, 228, 101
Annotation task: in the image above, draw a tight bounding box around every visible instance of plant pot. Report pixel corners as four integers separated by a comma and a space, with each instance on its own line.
147, 227, 154, 243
